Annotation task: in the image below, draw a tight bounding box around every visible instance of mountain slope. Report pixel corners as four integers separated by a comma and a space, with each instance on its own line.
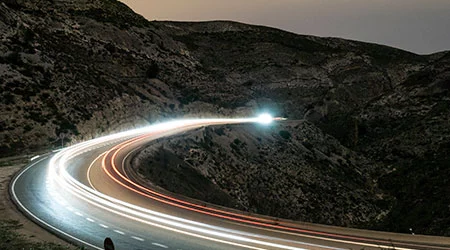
132, 121, 388, 227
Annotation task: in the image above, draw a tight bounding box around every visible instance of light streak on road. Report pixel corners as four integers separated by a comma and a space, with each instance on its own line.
46, 117, 334, 250
101, 126, 437, 250
11, 116, 450, 250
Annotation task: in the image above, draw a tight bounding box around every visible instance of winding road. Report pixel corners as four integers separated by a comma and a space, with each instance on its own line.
10, 117, 450, 250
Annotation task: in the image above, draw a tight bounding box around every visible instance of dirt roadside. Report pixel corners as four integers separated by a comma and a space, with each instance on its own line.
0, 155, 74, 248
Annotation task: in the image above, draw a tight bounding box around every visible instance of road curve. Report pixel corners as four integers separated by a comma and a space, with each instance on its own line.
10, 117, 450, 250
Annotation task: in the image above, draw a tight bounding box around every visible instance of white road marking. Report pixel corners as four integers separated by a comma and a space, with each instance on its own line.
99, 224, 109, 228
152, 242, 169, 248
66, 206, 74, 211
131, 236, 144, 241
114, 230, 125, 235
86, 218, 95, 222
10, 157, 102, 250
75, 212, 83, 217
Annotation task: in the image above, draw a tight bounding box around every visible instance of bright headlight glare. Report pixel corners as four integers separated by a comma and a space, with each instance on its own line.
257, 114, 273, 124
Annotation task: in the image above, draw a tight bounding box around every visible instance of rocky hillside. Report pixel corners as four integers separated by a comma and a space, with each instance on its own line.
0, 0, 202, 155
1, 0, 449, 236
131, 121, 388, 227
140, 21, 450, 235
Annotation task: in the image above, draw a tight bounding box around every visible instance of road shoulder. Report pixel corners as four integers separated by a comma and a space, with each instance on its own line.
0, 155, 74, 248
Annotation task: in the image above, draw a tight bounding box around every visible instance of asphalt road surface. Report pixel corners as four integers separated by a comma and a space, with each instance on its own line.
10, 117, 450, 250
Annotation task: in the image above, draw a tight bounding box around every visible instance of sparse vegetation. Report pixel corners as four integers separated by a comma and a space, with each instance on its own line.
178, 88, 200, 105
135, 146, 240, 208
146, 62, 160, 79
278, 130, 291, 140
69, 0, 149, 29
23, 124, 33, 132
0, 220, 71, 250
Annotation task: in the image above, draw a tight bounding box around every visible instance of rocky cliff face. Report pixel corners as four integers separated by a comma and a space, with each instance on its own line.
1, 0, 449, 235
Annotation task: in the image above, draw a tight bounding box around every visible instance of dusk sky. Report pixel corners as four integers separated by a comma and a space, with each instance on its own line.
120, 0, 450, 54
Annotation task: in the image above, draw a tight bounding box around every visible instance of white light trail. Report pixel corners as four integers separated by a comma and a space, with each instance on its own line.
46, 117, 317, 250
43, 116, 411, 250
